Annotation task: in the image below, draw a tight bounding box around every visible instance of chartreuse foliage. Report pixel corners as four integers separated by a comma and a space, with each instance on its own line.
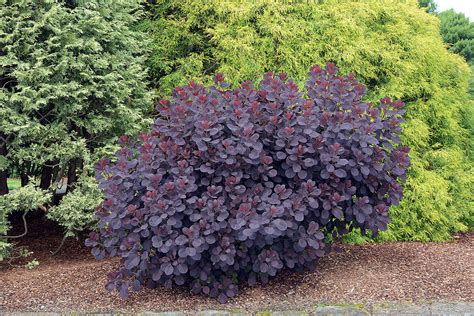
142, 0, 474, 241
87, 64, 410, 302
0, 0, 152, 255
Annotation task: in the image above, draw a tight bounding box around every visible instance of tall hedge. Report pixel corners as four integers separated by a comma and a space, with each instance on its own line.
143, 0, 473, 241
0, 0, 152, 255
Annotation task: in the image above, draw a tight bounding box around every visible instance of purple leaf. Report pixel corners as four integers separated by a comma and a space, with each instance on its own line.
88, 64, 409, 303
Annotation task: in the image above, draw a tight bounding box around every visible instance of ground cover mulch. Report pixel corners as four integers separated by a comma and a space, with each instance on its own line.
0, 218, 472, 313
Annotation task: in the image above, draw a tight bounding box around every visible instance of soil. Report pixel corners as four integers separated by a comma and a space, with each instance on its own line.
0, 218, 473, 313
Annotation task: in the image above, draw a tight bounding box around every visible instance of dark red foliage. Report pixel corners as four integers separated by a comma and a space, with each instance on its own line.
86, 63, 410, 302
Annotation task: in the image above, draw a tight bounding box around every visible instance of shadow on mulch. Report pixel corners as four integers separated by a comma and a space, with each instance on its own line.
1, 215, 92, 269
0, 216, 473, 313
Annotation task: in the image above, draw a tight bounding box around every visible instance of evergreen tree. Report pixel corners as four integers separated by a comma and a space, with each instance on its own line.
0, 0, 152, 251
418, 0, 437, 13
439, 9, 474, 63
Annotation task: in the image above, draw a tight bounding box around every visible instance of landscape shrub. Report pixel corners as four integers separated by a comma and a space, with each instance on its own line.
47, 175, 103, 237
0, 184, 51, 260
142, 0, 474, 241
0, 0, 153, 250
87, 64, 410, 302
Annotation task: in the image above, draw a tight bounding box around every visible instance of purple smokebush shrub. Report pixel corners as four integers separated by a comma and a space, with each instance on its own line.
86, 63, 410, 302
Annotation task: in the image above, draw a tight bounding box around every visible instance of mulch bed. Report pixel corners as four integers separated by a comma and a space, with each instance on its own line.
1, 218, 473, 313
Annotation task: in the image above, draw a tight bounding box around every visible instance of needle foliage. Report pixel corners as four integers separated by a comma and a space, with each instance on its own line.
0, 0, 153, 257
142, 0, 473, 241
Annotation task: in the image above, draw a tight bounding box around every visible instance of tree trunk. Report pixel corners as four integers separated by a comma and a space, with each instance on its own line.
0, 139, 8, 195
67, 159, 77, 192
39, 162, 54, 190
51, 163, 66, 205
19, 162, 30, 187
20, 172, 29, 187
52, 164, 59, 184
66, 158, 84, 193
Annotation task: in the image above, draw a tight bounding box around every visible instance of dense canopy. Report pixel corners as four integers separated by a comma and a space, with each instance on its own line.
0, 0, 152, 255
439, 9, 474, 63
142, 0, 473, 240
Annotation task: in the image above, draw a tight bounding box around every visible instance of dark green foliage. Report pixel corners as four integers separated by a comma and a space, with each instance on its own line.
439, 9, 474, 62
418, 0, 437, 13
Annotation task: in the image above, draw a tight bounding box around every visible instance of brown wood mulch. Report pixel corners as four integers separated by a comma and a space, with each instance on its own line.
0, 219, 472, 313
